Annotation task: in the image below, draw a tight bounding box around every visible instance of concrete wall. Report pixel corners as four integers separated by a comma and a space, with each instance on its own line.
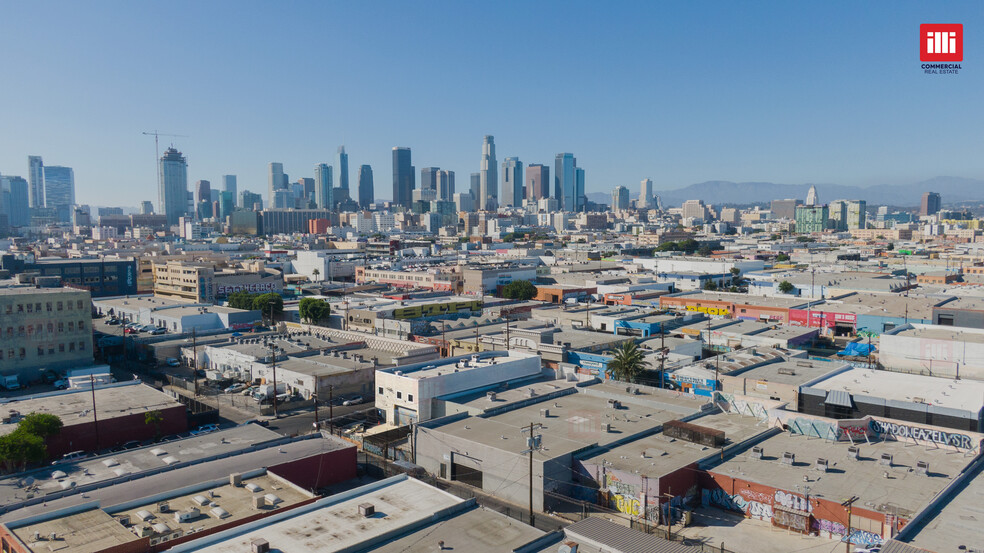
880, 324, 984, 380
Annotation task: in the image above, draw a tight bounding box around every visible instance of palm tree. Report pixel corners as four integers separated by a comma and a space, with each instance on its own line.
605, 341, 649, 384
312, 268, 320, 282
145, 410, 164, 441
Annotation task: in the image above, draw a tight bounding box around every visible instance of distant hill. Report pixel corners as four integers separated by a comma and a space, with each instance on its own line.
588, 176, 984, 208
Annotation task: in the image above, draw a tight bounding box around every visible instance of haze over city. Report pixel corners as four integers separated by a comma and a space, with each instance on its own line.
1, 0, 982, 206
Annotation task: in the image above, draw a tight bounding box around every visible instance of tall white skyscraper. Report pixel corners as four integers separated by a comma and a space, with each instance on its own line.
501, 157, 523, 208
159, 147, 188, 225
337, 146, 349, 192
479, 135, 497, 211
639, 178, 653, 209
27, 155, 44, 208
268, 162, 285, 207
315, 163, 333, 209
805, 185, 819, 206
43, 166, 75, 222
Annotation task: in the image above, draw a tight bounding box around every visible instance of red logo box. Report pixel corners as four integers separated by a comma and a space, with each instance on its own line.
921, 24, 963, 62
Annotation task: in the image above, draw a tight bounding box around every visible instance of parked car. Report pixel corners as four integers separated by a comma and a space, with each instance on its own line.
106, 319, 121, 326
53, 379, 69, 390
52, 451, 87, 465
342, 395, 365, 406
190, 424, 219, 435
855, 548, 881, 553
244, 419, 269, 427
165, 358, 181, 367
224, 383, 246, 394
150, 328, 166, 335
242, 386, 257, 396
121, 440, 141, 450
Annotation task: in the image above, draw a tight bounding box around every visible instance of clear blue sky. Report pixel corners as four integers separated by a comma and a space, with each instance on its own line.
1, 1, 981, 206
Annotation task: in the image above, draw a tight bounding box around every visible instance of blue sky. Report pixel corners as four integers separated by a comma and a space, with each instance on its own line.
1, 1, 981, 206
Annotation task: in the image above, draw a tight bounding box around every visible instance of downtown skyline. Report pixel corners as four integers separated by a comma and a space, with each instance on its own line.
1, 1, 981, 207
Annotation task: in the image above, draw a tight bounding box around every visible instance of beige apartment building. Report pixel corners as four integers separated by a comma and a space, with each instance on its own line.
0, 287, 94, 380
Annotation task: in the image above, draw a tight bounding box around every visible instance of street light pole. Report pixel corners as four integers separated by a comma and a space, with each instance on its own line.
90, 374, 100, 450
192, 328, 199, 397
270, 344, 280, 419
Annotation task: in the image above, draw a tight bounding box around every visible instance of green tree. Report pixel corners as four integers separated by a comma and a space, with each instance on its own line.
730, 267, 741, 276
702, 279, 718, 291
775, 253, 790, 262
299, 298, 332, 324
145, 410, 164, 441
311, 268, 320, 282
0, 430, 46, 472
679, 239, 700, 254
697, 245, 714, 257
253, 293, 284, 324
605, 341, 649, 384
228, 291, 258, 310
17, 413, 63, 439
778, 280, 795, 294
502, 280, 538, 300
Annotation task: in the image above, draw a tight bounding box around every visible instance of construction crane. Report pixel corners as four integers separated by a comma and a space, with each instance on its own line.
142, 131, 188, 202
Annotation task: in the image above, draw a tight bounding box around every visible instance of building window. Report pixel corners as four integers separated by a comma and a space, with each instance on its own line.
4, 305, 10, 314
46, 302, 52, 312
78, 321, 85, 330
396, 391, 402, 399
37, 347, 44, 357
58, 322, 64, 332
25, 303, 32, 313
47, 323, 53, 333
59, 344, 65, 353
68, 322, 75, 332
57, 302, 63, 311
67, 300, 73, 311
18, 348, 25, 360
17, 326, 24, 337
378, 387, 383, 395
77, 300, 84, 310
69, 342, 75, 352
4, 328, 10, 338
408, 394, 414, 402
35, 302, 41, 312
16, 304, 23, 313
79, 341, 86, 351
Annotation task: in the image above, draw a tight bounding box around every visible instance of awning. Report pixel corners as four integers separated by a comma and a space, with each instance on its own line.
824, 389, 854, 408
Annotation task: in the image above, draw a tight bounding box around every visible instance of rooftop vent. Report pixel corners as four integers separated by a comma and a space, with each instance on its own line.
252, 495, 266, 509
815, 458, 829, 472
916, 460, 929, 475
193, 495, 210, 506
486, 391, 497, 401
230, 473, 242, 487
251, 538, 270, 553
847, 446, 860, 460
210, 507, 231, 519
879, 453, 893, 466
135, 509, 154, 521
358, 502, 375, 517
175, 508, 199, 523
540, 408, 550, 418
751, 446, 763, 460
781, 452, 795, 466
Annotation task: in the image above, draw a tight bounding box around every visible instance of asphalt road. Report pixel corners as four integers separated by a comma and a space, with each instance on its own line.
265, 403, 377, 436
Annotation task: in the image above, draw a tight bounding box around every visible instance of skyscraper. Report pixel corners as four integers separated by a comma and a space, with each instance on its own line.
140, 200, 154, 214
805, 185, 819, 206
639, 178, 653, 209
392, 147, 414, 208
268, 162, 285, 207
337, 146, 349, 192
298, 178, 315, 203
219, 191, 235, 220
612, 186, 630, 210
358, 165, 374, 208
195, 180, 211, 209
314, 163, 333, 209
437, 170, 455, 201
159, 147, 188, 225
554, 153, 577, 212
526, 164, 549, 202
575, 167, 585, 212
479, 136, 497, 211
43, 166, 75, 222
470, 173, 481, 204
501, 157, 523, 208
1, 176, 30, 227
222, 175, 237, 200
420, 167, 439, 193
28, 156, 44, 208
920, 192, 941, 216
828, 200, 848, 231
846, 200, 866, 230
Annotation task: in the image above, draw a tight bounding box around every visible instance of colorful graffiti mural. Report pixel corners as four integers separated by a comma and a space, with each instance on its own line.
702, 488, 773, 521
812, 518, 846, 537
774, 490, 812, 513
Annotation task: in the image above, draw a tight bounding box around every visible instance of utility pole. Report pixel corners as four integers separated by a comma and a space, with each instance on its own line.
120, 313, 127, 372
192, 327, 199, 396
662, 489, 674, 540
440, 321, 447, 357
475, 323, 480, 352
313, 392, 319, 429
521, 423, 544, 527
842, 496, 859, 553
328, 384, 334, 432
505, 318, 511, 349
90, 374, 100, 450
270, 343, 280, 419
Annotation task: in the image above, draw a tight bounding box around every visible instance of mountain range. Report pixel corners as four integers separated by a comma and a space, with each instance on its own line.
587, 176, 984, 208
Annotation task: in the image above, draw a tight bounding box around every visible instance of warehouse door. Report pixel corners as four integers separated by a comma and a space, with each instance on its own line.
394, 405, 418, 426
451, 453, 483, 488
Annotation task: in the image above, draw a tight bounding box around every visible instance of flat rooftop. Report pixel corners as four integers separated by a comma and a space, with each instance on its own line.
709, 431, 974, 517
729, 359, 844, 386
365, 504, 545, 553
92, 295, 247, 314
824, 292, 948, 320
0, 286, 87, 297
430, 384, 708, 460
447, 379, 578, 412
9, 506, 134, 553
400, 352, 534, 380
674, 292, 808, 309
889, 324, 984, 344
552, 328, 628, 348
172, 477, 471, 553
812, 367, 984, 412
214, 334, 338, 359
580, 411, 770, 476
0, 383, 182, 437
1, 434, 348, 524
936, 296, 984, 312
902, 459, 984, 553
0, 425, 281, 509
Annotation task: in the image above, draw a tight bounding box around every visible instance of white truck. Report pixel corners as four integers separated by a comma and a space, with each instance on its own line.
1, 375, 19, 390
253, 382, 287, 401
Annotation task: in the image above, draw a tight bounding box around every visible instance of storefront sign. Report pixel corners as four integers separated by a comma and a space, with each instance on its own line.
393, 300, 483, 319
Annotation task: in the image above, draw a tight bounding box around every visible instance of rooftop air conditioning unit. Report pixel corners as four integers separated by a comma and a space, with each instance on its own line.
486, 391, 497, 401
879, 453, 893, 466
751, 446, 763, 460
251, 538, 270, 553
252, 495, 266, 509
847, 446, 860, 460
815, 458, 829, 472
230, 473, 242, 487
358, 503, 375, 517
601, 423, 611, 433
540, 408, 550, 418
157, 501, 169, 513
781, 452, 795, 466
916, 460, 929, 475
